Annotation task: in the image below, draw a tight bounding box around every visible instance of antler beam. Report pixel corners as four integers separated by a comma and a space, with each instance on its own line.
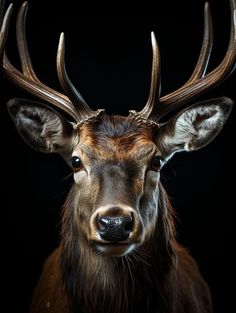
134, 0, 236, 122
0, 1, 103, 123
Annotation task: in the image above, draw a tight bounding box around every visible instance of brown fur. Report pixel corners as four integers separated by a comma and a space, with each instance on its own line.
29, 115, 212, 313
30, 185, 212, 313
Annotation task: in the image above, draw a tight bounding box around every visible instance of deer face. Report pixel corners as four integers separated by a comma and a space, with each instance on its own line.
72, 116, 161, 256
7, 97, 232, 256
1, 0, 235, 256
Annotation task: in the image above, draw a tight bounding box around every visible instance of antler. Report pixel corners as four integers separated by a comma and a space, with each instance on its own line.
0, 1, 103, 123
132, 0, 236, 122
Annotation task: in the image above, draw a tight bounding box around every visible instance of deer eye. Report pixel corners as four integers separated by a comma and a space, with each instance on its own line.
71, 156, 82, 170
151, 156, 165, 172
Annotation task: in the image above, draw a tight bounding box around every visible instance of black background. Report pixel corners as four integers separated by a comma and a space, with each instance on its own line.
1, 0, 235, 312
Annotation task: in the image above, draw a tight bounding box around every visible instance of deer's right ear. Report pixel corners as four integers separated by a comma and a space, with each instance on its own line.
7, 98, 78, 156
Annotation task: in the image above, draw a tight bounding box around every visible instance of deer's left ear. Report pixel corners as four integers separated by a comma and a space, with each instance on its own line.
156, 97, 233, 159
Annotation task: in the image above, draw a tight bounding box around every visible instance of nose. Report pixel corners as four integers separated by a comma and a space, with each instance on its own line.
97, 215, 133, 242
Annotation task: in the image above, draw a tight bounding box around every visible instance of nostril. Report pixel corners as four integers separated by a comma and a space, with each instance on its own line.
123, 219, 133, 233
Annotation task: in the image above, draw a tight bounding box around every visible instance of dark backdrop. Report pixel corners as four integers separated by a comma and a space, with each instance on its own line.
1, 0, 235, 312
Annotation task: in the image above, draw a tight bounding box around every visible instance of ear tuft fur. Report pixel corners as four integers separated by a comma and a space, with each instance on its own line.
156, 97, 233, 160
7, 98, 76, 154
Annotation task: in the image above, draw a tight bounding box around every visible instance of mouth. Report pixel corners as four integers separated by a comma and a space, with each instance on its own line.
92, 241, 135, 256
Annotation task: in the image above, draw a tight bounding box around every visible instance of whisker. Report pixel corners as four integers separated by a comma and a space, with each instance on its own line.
133, 248, 152, 267
60, 172, 74, 183
125, 255, 134, 287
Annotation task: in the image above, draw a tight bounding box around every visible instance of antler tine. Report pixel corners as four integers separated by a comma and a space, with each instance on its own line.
16, 2, 39, 82
57, 33, 103, 120
135, 0, 236, 123
184, 2, 213, 84
0, 1, 13, 60
15, 2, 74, 104
132, 32, 161, 119
0, 0, 4, 27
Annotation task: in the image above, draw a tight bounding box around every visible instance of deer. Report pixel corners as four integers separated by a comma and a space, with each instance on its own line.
1, 0, 235, 312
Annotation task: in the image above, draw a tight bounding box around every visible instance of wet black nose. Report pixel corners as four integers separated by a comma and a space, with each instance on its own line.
97, 215, 133, 242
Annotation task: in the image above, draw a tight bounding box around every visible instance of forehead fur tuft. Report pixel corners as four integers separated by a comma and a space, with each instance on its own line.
77, 114, 158, 160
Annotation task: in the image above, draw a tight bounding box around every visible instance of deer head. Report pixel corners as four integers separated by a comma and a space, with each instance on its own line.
1, 0, 235, 257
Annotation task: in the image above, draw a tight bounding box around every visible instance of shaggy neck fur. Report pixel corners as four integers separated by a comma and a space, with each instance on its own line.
60, 184, 178, 313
